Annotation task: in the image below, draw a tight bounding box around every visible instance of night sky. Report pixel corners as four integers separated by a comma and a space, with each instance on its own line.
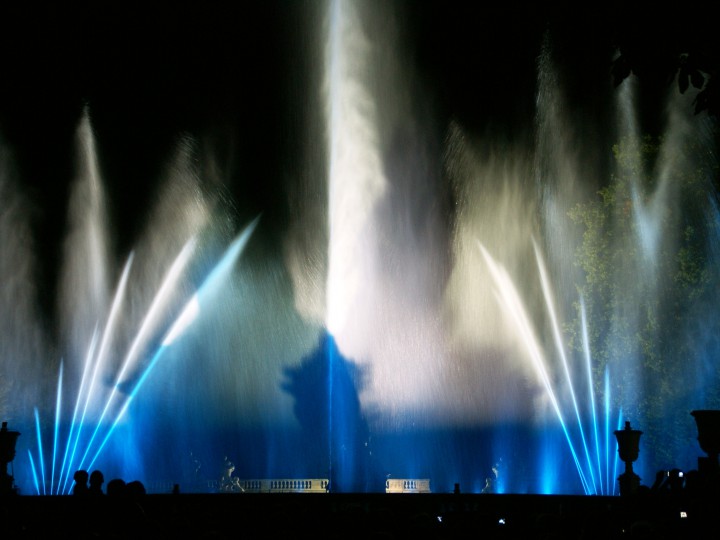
0, 0, 715, 319
0, 6, 614, 192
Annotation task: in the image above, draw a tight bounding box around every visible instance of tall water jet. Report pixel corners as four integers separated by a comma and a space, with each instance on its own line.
59, 110, 111, 378
571, 78, 720, 475
324, 0, 386, 338
2, 3, 719, 496
4, 105, 265, 492
0, 138, 47, 421
442, 29, 720, 492
281, 1, 720, 493
320, 0, 389, 492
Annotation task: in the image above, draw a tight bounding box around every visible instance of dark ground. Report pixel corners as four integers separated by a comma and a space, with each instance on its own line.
1, 491, 716, 539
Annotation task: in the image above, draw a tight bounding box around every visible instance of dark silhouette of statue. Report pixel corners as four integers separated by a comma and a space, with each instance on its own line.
219, 456, 243, 492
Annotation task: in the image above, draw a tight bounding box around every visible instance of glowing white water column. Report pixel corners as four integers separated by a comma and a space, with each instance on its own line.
60, 110, 111, 367
324, 0, 387, 337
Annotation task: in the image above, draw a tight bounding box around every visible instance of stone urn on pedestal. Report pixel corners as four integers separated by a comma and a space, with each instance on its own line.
614, 420, 642, 496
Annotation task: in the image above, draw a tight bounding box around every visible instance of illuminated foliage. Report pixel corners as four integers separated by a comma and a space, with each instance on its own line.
568, 134, 720, 468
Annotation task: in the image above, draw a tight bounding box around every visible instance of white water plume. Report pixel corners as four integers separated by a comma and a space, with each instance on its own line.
319, 0, 453, 426
59, 111, 112, 376
324, 0, 387, 337
0, 140, 47, 418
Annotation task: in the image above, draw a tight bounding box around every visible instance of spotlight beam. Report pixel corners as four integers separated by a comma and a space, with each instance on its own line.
58, 328, 100, 494
479, 243, 592, 494
50, 362, 63, 495
86, 217, 259, 470
72, 238, 197, 479
73, 254, 135, 473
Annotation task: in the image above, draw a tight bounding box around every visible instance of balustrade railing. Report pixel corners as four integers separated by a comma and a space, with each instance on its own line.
385, 478, 431, 493
238, 478, 330, 493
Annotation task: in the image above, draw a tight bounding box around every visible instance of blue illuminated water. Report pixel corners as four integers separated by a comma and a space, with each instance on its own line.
2, 0, 719, 495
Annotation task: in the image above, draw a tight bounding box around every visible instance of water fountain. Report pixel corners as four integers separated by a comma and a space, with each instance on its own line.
1, 1, 718, 495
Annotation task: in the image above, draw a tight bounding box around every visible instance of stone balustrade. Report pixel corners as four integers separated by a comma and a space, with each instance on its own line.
238, 478, 330, 493
385, 478, 431, 493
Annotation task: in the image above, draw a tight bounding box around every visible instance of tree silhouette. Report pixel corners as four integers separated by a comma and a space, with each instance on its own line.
610, 5, 719, 119
282, 331, 379, 492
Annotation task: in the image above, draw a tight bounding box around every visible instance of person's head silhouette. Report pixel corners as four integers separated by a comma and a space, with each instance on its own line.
106, 478, 127, 497
89, 470, 105, 495
72, 470, 89, 495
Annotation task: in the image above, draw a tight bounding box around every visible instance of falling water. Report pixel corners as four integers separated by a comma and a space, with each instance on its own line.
1, 2, 719, 495
0, 108, 265, 492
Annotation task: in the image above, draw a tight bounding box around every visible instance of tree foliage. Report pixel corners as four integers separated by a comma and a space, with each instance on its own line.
567, 134, 720, 467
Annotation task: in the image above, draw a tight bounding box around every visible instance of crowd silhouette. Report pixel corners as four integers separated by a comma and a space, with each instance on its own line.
71, 469, 147, 498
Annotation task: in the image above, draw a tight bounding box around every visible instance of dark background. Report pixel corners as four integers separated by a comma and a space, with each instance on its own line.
0, 0, 716, 311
